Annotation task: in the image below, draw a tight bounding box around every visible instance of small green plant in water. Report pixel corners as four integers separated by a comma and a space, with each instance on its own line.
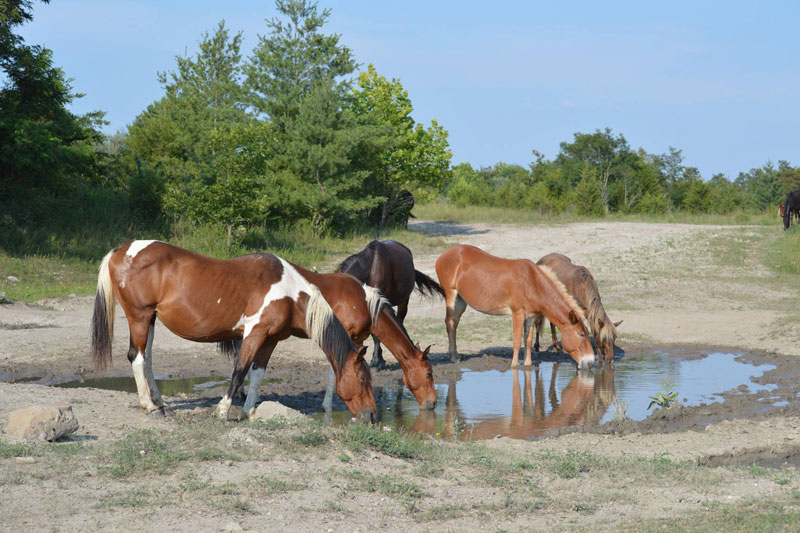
648, 391, 679, 410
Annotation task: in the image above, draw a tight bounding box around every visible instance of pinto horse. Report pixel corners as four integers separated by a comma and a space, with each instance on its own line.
225, 274, 437, 417
337, 240, 444, 369
89, 241, 377, 422
529, 253, 622, 364
434, 245, 595, 368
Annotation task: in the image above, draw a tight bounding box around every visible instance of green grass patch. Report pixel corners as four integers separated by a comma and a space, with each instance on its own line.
105, 430, 191, 478
0, 441, 35, 458
765, 227, 800, 275
641, 497, 800, 532
292, 425, 328, 447
97, 488, 151, 509
341, 423, 432, 460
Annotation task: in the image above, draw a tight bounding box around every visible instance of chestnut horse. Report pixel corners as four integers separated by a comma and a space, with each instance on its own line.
90, 241, 377, 422
529, 253, 622, 364
434, 245, 595, 368
336, 240, 444, 369
225, 274, 437, 417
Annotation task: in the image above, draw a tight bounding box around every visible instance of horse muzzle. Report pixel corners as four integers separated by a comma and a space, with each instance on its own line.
578, 354, 595, 369
357, 408, 377, 424
422, 398, 437, 411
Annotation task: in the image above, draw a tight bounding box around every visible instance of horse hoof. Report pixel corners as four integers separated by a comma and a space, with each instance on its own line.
449, 355, 461, 363
148, 407, 165, 417
370, 358, 386, 370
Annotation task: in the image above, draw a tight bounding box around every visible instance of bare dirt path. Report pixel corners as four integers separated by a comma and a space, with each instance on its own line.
1, 219, 799, 532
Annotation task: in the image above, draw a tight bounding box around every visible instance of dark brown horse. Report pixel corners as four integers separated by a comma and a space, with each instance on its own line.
783, 190, 800, 230
228, 276, 437, 416
529, 253, 622, 364
90, 240, 377, 422
434, 245, 595, 368
336, 240, 444, 369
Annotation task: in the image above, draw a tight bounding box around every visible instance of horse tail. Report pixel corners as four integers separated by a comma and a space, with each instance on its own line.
414, 269, 445, 298
362, 284, 390, 324
305, 287, 357, 379
217, 339, 241, 360
90, 250, 116, 374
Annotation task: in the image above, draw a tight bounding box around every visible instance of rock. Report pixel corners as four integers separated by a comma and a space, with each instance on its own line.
0, 291, 6, 302
6, 275, 19, 283
222, 522, 243, 532
252, 401, 303, 421
7, 404, 79, 441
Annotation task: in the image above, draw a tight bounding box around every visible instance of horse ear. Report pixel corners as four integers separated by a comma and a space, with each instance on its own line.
420, 345, 431, 360
568, 310, 579, 325
415, 342, 421, 350
614, 320, 623, 328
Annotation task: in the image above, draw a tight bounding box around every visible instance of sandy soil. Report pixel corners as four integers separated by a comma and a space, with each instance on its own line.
1, 219, 799, 531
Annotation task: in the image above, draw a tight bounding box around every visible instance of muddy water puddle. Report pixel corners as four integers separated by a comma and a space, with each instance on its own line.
319, 351, 778, 440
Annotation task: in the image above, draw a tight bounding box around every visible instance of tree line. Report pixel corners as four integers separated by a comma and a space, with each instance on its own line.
448, 129, 800, 216
2, 0, 798, 258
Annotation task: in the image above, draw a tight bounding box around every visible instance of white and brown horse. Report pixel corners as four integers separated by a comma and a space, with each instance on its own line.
90, 241, 377, 422
529, 253, 622, 364
225, 271, 437, 417
434, 244, 595, 368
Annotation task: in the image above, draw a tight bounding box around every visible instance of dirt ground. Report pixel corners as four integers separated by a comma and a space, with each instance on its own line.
2, 219, 800, 531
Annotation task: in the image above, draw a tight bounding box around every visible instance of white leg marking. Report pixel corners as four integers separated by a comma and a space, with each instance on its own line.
243, 366, 266, 418
143, 324, 162, 406
132, 352, 159, 412
217, 394, 233, 419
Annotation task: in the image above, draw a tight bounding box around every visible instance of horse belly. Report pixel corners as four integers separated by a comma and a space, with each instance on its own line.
156, 300, 241, 343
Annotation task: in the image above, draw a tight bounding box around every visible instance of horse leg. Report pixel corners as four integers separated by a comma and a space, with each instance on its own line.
445, 294, 467, 362
370, 334, 386, 370
142, 315, 167, 412
322, 366, 336, 412
229, 339, 250, 403
511, 311, 525, 367
533, 313, 543, 353
523, 316, 535, 366
218, 334, 264, 420
550, 321, 561, 351
126, 312, 161, 414
241, 341, 278, 419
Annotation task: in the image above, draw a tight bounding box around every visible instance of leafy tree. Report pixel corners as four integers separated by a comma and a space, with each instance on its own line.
776, 160, 800, 195
351, 64, 451, 228
571, 163, 604, 216
0, 0, 103, 197
245, 0, 356, 130
735, 163, 781, 211
556, 128, 634, 214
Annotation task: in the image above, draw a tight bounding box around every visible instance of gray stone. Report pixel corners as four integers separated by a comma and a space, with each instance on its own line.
6, 275, 19, 283
7, 404, 79, 441
0, 291, 6, 302
252, 401, 303, 421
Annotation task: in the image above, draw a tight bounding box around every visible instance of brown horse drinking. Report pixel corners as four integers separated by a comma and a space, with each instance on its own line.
529, 253, 622, 363
337, 240, 444, 369
434, 245, 595, 368
89, 241, 377, 422
228, 272, 437, 416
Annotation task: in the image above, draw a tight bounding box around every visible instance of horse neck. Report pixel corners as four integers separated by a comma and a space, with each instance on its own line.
371, 308, 416, 370
525, 265, 576, 329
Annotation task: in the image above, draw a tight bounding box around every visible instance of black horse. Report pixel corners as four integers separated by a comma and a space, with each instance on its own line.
336, 240, 444, 368
783, 189, 800, 230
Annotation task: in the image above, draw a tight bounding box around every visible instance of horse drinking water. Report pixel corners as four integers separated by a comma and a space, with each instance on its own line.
89, 241, 377, 422
434, 245, 595, 368
529, 253, 622, 364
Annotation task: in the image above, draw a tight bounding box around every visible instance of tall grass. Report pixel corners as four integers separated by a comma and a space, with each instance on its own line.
414, 201, 777, 226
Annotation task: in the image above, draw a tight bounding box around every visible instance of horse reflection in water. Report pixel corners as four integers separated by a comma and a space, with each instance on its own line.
405, 365, 616, 440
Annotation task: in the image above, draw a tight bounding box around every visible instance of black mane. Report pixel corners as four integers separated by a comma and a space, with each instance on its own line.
336, 240, 380, 282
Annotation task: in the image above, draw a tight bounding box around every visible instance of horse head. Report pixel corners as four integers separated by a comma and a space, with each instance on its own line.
559, 310, 596, 369
335, 346, 377, 423
402, 344, 437, 410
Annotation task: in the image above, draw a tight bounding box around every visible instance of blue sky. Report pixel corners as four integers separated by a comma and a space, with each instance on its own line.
18, 1, 800, 179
